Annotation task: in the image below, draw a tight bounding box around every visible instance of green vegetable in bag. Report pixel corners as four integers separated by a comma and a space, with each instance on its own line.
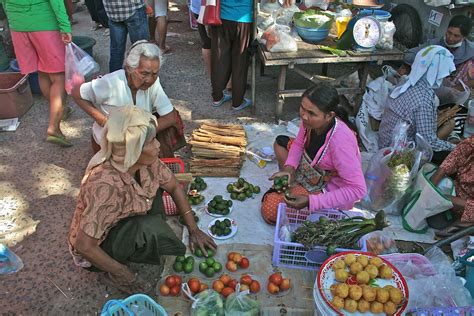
190, 290, 224, 316
224, 289, 259, 316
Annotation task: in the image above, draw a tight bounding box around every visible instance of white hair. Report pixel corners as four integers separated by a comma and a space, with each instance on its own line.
124, 41, 163, 69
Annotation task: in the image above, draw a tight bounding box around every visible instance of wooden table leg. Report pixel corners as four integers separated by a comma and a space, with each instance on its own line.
353, 64, 369, 116
276, 65, 287, 121
251, 54, 256, 115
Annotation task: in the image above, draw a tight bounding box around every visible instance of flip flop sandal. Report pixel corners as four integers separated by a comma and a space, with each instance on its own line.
61, 107, 75, 121
103, 272, 153, 295
46, 135, 73, 147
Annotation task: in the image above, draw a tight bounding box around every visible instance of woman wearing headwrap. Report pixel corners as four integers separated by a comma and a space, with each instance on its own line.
68, 106, 216, 294
378, 45, 457, 165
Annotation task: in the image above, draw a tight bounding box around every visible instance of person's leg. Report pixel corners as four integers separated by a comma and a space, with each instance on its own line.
230, 21, 251, 108
196, 21, 212, 75
38, 71, 51, 100
127, 7, 150, 45
148, 16, 157, 41
108, 20, 128, 72
84, 0, 100, 23
46, 72, 66, 138
154, 0, 169, 52
431, 150, 451, 166
210, 21, 232, 103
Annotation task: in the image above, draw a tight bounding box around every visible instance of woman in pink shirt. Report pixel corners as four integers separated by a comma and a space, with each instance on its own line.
261, 84, 367, 224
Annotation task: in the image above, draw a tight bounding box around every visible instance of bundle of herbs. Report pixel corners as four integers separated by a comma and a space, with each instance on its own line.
291, 211, 389, 255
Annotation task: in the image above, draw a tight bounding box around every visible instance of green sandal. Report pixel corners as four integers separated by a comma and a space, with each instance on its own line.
46, 135, 73, 147
62, 107, 75, 121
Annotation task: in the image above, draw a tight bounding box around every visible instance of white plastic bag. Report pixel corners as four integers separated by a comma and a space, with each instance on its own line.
183, 285, 225, 316
377, 21, 396, 50
65, 42, 99, 94
260, 25, 297, 53
435, 79, 470, 106
224, 286, 259, 315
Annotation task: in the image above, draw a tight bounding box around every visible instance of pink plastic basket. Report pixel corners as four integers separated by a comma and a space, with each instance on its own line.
273, 203, 367, 271
161, 158, 186, 216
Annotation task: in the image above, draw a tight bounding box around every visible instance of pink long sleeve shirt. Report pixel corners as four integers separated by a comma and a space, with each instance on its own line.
285, 119, 367, 211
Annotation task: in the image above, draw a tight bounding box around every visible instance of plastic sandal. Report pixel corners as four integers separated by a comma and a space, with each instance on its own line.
46, 135, 72, 147
232, 98, 252, 112
211, 92, 232, 107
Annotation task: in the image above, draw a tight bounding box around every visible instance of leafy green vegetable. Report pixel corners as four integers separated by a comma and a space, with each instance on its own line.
293, 10, 334, 29
317, 45, 347, 57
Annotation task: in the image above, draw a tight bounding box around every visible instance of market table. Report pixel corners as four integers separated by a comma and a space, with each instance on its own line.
255, 40, 404, 120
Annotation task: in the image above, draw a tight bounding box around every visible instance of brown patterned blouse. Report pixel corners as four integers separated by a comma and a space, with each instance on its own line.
440, 136, 474, 223
68, 159, 173, 267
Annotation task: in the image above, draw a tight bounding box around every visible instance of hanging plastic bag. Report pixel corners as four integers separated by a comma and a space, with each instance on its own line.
224, 285, 260, 315
401, 163, 455, 233
197, 0, 222, 26
0, 243, 24, 274
260, 25, 297, 53
377, 21, 396, 50
65, 42, 99, 94
183, 284, 225, 316
435, 79, 470, 106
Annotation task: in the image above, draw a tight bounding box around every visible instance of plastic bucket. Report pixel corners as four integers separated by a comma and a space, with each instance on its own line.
9, 59, 41, 95
460, 249, 474, 297
359, 9, 391, 22
0, 72, 33, 119
72, 36, 96, 56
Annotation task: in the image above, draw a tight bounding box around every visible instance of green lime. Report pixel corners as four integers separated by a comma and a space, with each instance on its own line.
186, 256, 195, 265
207, 248, 214, 257
212, 262, 222, 272
205, 257, 215, 266
222, 208, 230, 215
210, 200, 216, 207
184, 262, 194, 273
230, 192, 238, 200
237, 193, 246, 201
223, 227, 231, 236
175, 255, 186, 263
253, 186, 261, 193
243, 182, 249, 190
211, 226, 217, 234
227, 200, 233, 207
238, 178, 245, 185
245, 190, 253, 197
282, 179, 288, 186
223, 218, 231, 227
199, 262, 208, 273
214, 195, 223, 201
173, 261, 183, 273
227, 184, 233, 193
215, 228, 223, 236
205, 267, 215, 278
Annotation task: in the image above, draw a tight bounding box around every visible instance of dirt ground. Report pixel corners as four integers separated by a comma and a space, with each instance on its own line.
0, 1, 379, 314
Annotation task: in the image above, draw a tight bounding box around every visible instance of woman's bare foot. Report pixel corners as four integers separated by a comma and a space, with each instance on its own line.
160, 45, 172, 54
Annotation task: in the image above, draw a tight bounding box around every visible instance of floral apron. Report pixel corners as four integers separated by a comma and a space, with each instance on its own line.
261, 121, 337, 225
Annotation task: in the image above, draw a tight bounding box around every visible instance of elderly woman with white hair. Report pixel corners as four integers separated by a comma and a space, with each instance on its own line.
69, 106, 216, 294
72, 40, 184, 157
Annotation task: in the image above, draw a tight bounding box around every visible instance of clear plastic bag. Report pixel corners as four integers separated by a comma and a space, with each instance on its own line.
377, 21, 396, 50
224, 287, 259, 316
365, 231, 398, 255
183, 285, 225, 316
65, 42, 100, 94
260, 25, 297, 53
404, 247, 473, 311
0, 244, 23, 274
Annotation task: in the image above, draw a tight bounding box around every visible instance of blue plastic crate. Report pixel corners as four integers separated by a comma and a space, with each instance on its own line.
101, 294, 167, 316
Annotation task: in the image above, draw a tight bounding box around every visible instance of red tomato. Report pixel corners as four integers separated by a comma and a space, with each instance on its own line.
188, 278, 201, 294
219, 274, 231, 286
174, 275, 182, 287
165, 275, 177, 288
159, 284, 170, 296
221, 287, 235, 298
227, 252, 237, 261
280, 278, 291, 291
212, 280, 224, 293
239, 257, 250, 269
249, 280, 261, 293
169, 285, 181, 296
268, 272, 283, 286
232, 253, 243, 264
199, 283, 208, 292
225, 261, 238, 272
267, 282, 279, 294
240, 275, 253, 286
227, 279, 239, 290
